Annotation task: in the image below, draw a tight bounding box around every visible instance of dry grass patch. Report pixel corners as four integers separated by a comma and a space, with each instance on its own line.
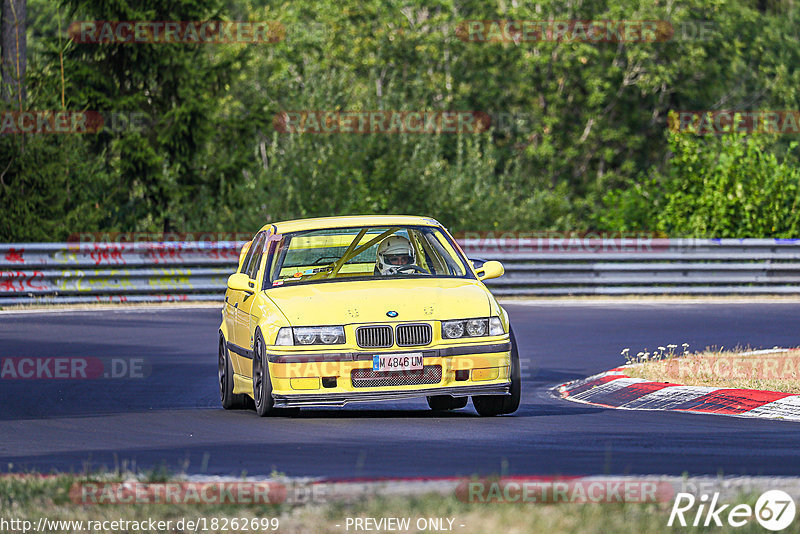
0, 474, 771, 534
625, 347, 800, 393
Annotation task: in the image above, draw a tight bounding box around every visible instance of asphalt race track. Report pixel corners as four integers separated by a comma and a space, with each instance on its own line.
1, 302, 800, 478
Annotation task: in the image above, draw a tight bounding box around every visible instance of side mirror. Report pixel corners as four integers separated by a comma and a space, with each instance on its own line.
227, 272, 254, 293
475, 260, 504, 281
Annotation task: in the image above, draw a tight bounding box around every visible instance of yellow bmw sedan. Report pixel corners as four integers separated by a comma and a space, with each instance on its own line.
218, 215, 520, 416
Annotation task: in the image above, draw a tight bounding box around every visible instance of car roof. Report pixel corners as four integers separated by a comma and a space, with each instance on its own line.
260, 215, 443, 234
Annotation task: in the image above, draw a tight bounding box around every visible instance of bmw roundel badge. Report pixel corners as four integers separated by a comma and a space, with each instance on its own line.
386, 310, 398, 318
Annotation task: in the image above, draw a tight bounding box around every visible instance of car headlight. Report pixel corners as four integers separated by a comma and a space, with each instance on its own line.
466, 318, 487, 336
442, 317, 505, 339
274, 326, 346, 346
489, 316, 505, 335
442, 320, 465, 339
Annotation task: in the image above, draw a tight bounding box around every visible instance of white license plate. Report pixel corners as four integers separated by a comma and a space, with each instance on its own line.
373, 353, 424, 372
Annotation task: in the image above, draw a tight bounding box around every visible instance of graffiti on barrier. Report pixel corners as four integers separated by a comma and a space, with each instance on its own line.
0, 271, 47, 292
55, 270, 135, 292
88, 244, 127, 266
3, 248, 25, 264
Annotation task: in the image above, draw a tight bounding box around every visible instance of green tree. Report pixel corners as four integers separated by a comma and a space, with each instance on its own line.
58, 0, 238, 232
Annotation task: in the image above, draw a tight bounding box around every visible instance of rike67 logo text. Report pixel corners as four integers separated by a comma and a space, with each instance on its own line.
669, 490, 796, 531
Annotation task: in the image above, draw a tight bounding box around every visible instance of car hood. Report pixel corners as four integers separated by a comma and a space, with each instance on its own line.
266, 278, 492, 325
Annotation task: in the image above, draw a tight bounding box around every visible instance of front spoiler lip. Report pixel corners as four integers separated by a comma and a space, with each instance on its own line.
271, 382, 510, 408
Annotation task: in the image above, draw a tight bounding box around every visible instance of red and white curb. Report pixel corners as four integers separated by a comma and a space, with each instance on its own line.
555, 366, 800, 422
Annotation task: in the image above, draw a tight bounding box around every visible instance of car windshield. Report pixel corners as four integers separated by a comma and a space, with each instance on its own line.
266, 225, 472, 287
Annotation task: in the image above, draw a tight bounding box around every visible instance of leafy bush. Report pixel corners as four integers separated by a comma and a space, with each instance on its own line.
598, 123, 800, 237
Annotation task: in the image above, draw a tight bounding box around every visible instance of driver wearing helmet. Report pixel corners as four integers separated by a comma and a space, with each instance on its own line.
376, 235, 417, 275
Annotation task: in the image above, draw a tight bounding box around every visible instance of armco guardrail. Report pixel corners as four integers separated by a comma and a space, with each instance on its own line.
2, 238, 800, 304
0, 242, 239, 305
466, 237, 800, 295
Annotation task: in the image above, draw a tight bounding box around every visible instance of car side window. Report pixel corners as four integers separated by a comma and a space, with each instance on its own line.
267, 237, 289, 285
240, 232, 264, 276
239, 239, 256, 274
245, 232, 267, 280
237, 241, 252, 273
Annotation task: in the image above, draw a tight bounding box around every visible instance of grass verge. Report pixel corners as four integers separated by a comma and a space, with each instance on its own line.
0, 474, 774, 534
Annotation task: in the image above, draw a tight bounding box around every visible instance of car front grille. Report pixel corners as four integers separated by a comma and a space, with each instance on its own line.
396, 323, 432, 346
351, 365, 442, 388
355, 325, 393, 348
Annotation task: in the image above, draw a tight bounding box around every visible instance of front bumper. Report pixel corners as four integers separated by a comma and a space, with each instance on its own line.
264, 340, 512, 408
272, 382, 510, 408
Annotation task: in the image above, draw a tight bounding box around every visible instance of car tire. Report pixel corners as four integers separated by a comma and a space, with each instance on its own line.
472, 326, 521, 416
427, 395, 468, 411
219, 335, 247, 409
252, 330, 275, 417
251, 330, 300, 417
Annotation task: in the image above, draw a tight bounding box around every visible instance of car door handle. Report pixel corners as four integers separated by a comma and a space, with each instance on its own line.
234, 302, 238, 308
